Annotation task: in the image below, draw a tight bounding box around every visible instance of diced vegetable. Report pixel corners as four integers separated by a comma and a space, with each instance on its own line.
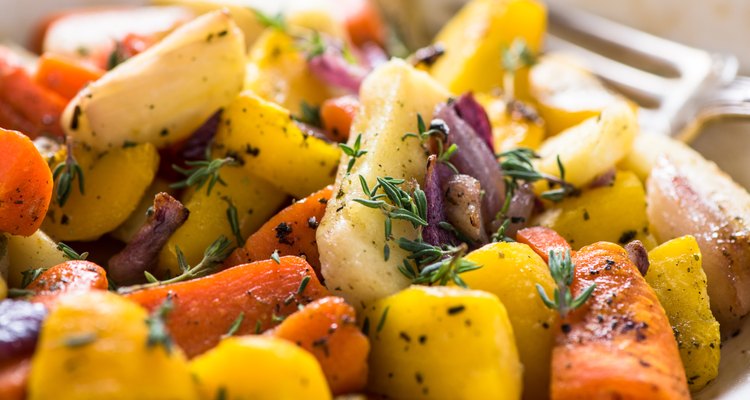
317, 59, 449, 310
225, 186, 332, 275
321, 95, 360, 142
535, 102, 637, 188
27, 261, 108, 308
190, 336, 331, 400
61, 10, 246, 151
462, 242, 556, 400
429, 0, 546, 94
126, 256, 329, 358
645, 236, 720, 391
533, 171, 655, 250
27, 291, 199, 400
42, 142, 159, 242
34, 53, 103, 101
476, 93, 544, 152
0, 129, 53, 236
271, 296, 369, 395
5, 230, 67, 289
516, 226, 572, 262
365, 285, 522, 399
110, 178, 173, 243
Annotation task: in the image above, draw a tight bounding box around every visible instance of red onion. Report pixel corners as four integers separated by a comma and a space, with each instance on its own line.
359, 42, 389, 69
293, 120, 335, 144
625, 240, 650, 276
504, 183, 535, 237
589, 168, 617, 189
181, 110, 222, 161
444, 174, 487, 245
453, 93, 494, 153
0, 299, 47, 362
423, 155, 458, 247
308, 51, 368, 93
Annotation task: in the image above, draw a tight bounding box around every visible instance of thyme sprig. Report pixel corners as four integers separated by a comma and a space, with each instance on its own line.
293, 101, 322, 127
402, 114, 458, 173
57, 242, 89, 260
252, 9, 287, 31
222, 197, 243, 247
536, 249, 596, 317
339, 133, 367, 174
145, 295, 175, 354
171, 157, 236, 196
20, 242, 89, 287
397, 240, 480, 288
52, 137, 84, 207
501, 38, 537, 100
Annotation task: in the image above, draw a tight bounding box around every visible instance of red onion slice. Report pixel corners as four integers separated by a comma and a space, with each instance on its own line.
0, 299, 47, 362
504, 182, 535, 237
453, 93, 494, 153
308, 51, 368, 93
423, 155, 458, 247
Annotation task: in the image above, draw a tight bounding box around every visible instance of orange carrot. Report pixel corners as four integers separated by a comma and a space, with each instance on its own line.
271, 296, 369, 395
516, 226, 572, 262
34, 53, 103, 100
225, 186, 332, 275
0, 128, 53, 236
321, 95, 359, 142
341, 0, 386, 47
27, 260, 108, 308
126, 256, 330, 358
0, 50, 66, 138
0, 356, 30, 400
551, 242, 689, 400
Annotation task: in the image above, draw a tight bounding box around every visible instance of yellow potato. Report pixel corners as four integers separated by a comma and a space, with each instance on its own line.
28, 291, 198, 400
155, 166, 287, 278
212, 91, 340, 198
462, 242, 556, 400
365, 285, 522, 400
5, 229, 67, 288
533, 171, 654, 250
476, 93, 545, 152
646, 236, 720, 391
42, 143, 159, 242
430, 0, 546, 95
190, 336, 331, 400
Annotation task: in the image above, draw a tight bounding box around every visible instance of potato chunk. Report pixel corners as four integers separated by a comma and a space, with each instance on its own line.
462, 242, 556, 400
5, 229, 67, 288
365, 285, 522, 400
645, 236, 720, 391
317, 59, 449, 310
28, 291, 198, 400
190, 336, 331, 400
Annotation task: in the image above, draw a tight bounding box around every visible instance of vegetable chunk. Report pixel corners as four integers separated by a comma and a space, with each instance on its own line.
365, 285, 522, 400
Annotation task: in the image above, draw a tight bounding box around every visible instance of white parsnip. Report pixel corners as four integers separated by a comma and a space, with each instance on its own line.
317, 59, 449, 310
61, 10, 246, 151
5, 230, 67, 289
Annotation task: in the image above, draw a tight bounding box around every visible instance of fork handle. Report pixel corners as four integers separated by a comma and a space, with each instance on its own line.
678, 77, 750, 141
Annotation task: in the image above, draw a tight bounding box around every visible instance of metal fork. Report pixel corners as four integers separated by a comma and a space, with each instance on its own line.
546, 2, 750, 140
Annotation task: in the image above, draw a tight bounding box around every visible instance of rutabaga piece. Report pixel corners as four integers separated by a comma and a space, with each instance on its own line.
317, 59, 449, 310
61, 10, 246, 151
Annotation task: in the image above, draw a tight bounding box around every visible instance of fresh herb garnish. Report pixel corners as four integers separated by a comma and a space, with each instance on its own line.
171, 157, 236, 196
339, 133, 367, 174
376, 306, 390, 333
501, 38, 536, 100
293, 101, 322, 127
397, 240, 480, 288
536, 249, 596, 317
20, 267, 47, 288
300, 30, 326, 60
52, 137, 85, 207
297, 275, 311, 295
252, 9, 286, 31
402, 114, 458, 173
145, 295, 175, 354
223, 312, 244, 338
57, 242, 89, 260
107, 40, 127, 70
222, 197, 243, 247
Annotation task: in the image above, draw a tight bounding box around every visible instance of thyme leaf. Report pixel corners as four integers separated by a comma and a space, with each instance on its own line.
170, 157, 236, 196
339, 133, 367, 174
222, 312, 244, 338
145, 294, 175, 354
57, 242, 89, 260
402, 114, 458, 173
536, 249, 596, 317
52, 137, 84, 207
222, 197, 243, 247
252, 9, 286, 31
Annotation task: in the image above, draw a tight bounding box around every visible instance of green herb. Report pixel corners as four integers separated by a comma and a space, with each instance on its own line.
145, 295, 175, 354
20, 267, 47, 288
52, 138, 84, 207
536, 249, 596, 317
254, 320, 262, 334
7, 288, 35, 298
293, 101, 322, 127
490, 218, 514, 243
271, 249, 281, 264
222, 197, 243, 247
223, 312, 244, 338
106, 40, 127, 70
297, 276, 311, 295
402, 114, 458, 173
215, 387, 228, 400
501, 38, 536, 100
300, 30, 326, 60
171, 157, 236, 196
376, 306, 390, 333
339, 133, 368, 174
539, 156, 579, 202
64, 332, 97, 348
57, 242, 88, 260
397, 240, 481, 288
252, 9, 286, 31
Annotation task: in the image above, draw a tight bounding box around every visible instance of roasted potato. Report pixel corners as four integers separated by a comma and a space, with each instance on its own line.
476, 93, 545, 152
5, 229, 67, 288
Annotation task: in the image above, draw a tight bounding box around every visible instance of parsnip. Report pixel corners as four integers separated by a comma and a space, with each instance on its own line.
61, 10, 246, 151
5, 230, 67, 288
317, 59, 449, 310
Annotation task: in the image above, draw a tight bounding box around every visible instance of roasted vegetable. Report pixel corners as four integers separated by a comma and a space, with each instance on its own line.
516, 226, 572, 262
645, 236, 720, 391
211, 91, 340, 198
61, 10, 246, 151
27, 291, 199, 400
552, 242, 689, 400
271, 296, 369, 395
462, 242, 556, 400
321, 95, 360, 142
42, 142, 159, 241
5, 230, 67, 289
365, 285, 522, 399
27, 260, 108, 308
476, 94, 544, 152
33, 53, 103, 101
318, 59, 449, 310
0, 300, 47, 362
190, 335, 331, 400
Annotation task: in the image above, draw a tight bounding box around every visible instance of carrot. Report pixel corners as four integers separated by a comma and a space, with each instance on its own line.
516, 226, 572, 262
320, 95, 359, 142
271, 296, 369, 395
125, 256, 330, 358
0, 51, 66, 138
34, 53, 104, 100
27, 260, 108, 308
551, 242, 689, 400
224, 186, 333, 275
0, 129, 53, 236
0, 356, 30, 400
341, 0, 386, 47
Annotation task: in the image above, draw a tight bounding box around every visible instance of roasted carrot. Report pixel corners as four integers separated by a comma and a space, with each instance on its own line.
34, 53, 103, 100
517, 226, 572, 262
0, 128, 53, 236
27, 260, 108, 308
271, 296, 369, 395
341, 0, 386, 47
225, 186, 333, 275
126, 256, 330, 358
0, 356, 30, 400
0, 50, 66, 138
320, 95, 359, 142
551, 242, 689, 400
